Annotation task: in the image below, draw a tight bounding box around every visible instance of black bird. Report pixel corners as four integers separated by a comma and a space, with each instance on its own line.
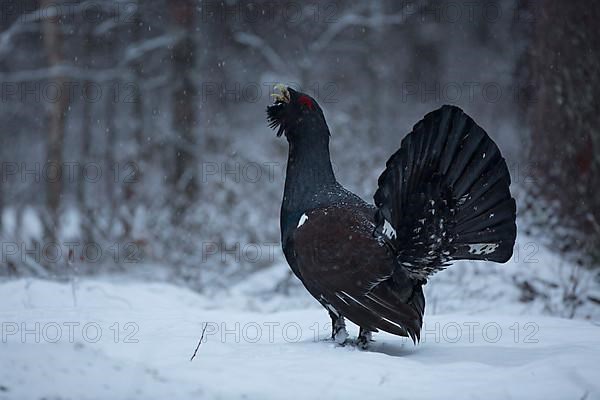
267, 85, 516, 348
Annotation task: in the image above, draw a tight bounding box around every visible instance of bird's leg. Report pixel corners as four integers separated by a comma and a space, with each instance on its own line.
356, 327, 373, 350
329, 311, 348, 345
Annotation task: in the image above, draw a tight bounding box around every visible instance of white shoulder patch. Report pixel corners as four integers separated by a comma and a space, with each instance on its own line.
468, 243, 499, 255
297, 213, 309, 228
382, 219, 397, 240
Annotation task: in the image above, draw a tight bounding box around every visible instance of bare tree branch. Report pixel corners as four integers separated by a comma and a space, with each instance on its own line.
234, 32, 288, 73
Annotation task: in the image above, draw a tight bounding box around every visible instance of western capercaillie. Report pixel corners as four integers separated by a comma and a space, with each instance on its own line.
267, 85, 517, 348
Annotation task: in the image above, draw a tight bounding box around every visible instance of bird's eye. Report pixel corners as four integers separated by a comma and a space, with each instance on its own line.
298, 95, 315, 111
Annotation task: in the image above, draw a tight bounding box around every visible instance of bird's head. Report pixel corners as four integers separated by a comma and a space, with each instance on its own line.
266, 84, 329, 139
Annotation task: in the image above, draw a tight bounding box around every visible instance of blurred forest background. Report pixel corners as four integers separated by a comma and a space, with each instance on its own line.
0, 0, 598, 308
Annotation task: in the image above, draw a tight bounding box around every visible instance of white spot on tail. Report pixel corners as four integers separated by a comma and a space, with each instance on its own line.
297, 213, 308, 228
468, 243, 499, 255
382, 220, 397, 240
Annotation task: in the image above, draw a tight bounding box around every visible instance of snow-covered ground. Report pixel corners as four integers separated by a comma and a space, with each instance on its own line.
1, 275, 599, 400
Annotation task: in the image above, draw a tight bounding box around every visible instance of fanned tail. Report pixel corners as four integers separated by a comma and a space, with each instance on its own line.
374, 105, 517, 279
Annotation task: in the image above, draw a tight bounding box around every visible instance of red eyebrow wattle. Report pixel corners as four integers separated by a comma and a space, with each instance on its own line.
298, 95, 315, 110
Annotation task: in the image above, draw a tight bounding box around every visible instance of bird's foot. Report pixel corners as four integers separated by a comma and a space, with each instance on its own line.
356, 329, 373, 350
329, 312, 349, 345
333, 325, 349, 345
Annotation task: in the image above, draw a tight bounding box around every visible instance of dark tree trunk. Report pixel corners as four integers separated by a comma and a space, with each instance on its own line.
78, 27, 94, 246
522, 0, 600, 265
41, 0, 69, 258
0, 178, 3, 234
170, 0, 199, 220
120, 6, 146, 242
104, 80, 117, 229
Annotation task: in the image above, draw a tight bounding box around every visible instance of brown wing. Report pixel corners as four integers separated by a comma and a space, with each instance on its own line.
292, 205, 424, 342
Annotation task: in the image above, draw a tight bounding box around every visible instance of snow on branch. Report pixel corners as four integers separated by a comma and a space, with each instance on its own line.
0, 0, 130, 57
123, 32, 185, 65
234, 32, 288, 73
0, 64, 134, 83
310, 2, 428, 54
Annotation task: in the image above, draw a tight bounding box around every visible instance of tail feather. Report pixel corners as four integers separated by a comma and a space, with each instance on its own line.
374, 105, 517, 279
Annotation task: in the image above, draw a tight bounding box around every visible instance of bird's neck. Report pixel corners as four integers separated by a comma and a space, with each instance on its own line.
283, 134, 337, 208
281, 133, 337, 241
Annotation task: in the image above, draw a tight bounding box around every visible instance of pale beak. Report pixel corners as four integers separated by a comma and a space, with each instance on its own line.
271, 84, 290, 103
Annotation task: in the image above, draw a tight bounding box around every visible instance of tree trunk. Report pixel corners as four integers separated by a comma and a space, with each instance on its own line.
78, 27, 94, 246
104, 79, 117, 230
120, 5, 145, 242
0, 178, 3, 234
170, 0, 199, 220
41, 0, 69, 258
522, 0, 600, 265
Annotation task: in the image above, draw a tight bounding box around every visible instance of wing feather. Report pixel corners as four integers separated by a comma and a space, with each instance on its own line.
292, 205, 424, 341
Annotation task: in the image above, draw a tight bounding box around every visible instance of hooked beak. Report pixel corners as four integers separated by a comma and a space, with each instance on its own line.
270, 83, 291, 104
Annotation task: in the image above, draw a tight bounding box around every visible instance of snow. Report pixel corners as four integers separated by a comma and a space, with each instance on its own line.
1, 278, 599, 400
